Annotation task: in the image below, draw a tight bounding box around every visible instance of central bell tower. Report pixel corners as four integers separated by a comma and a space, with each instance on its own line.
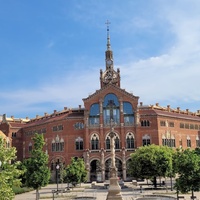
100, 20, 120, 88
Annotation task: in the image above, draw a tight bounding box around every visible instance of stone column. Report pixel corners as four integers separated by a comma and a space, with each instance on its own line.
84, 149, 90, 182
101, 148, 105, 182
122, 148, 126, 181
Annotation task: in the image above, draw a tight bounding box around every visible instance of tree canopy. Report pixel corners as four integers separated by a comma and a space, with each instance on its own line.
129, 144, 173, 187
64, 157, 87, 187
24, 133, 50, 200
0, 136, 22, 200
174, 148, 200, 198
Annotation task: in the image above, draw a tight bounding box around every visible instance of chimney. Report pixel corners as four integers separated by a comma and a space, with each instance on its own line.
167, 105, 170, 112
54, 110, 57, 114
44, 112, 48, 116
11, 116, 14, 119
64, 107, 68, 110
177, 107, 180, 113
156, 103, 159, 106
26, 117, 29, 120
79, 105, 81, 109
36, 115, 39, 119
140, 102, 143, 106
186, 109, 189, 114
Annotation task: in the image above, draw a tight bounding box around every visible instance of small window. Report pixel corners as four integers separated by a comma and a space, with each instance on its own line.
58, 125, 63, 131
142, 135, 151, 146
169, 122, 174, 127
141, 120, 150, 127
180, 123, 184, 128
28, 143, 32, 152
190, 124, 194, 129
53, 126, 58, 132
75, 137, 83, 150
160, 121, 166, 126
196, 139, 200, 147
185, 123, 189, 129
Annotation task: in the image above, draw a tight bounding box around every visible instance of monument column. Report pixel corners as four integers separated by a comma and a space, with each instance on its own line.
106, 99, 123, 200
122, 147, 126, 181
101, 148, 105, 182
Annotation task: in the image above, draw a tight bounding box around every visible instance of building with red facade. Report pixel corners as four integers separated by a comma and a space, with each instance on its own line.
1, 27, 200, 182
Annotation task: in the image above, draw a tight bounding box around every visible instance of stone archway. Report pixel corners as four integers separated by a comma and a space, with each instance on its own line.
90, 159, 101, 182
105, 158, 122, 180
126, 158, 133, 181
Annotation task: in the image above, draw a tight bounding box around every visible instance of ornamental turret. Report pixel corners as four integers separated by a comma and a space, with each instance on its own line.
100, 20, 120, 88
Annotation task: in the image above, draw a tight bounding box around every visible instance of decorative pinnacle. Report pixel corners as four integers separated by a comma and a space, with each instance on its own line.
105, 20, 111, 50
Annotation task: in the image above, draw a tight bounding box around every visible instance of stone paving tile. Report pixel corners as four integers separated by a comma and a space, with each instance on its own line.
14, 183, 200, 200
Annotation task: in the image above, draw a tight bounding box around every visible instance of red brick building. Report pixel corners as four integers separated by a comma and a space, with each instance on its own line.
1, 28, 200, 182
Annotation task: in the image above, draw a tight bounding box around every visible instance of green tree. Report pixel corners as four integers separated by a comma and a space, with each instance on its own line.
0, 136, 22, 200
64, 157, 87, 187
174, 148, 200, 199
24, 133, 50, 200
129, 144, 173, 188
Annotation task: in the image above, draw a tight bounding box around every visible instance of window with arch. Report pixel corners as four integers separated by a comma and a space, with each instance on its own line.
142, 134, 151, 146
51, 135, 64, 152
28, 142, 32, 152
75, 137, 83, 150
103, 93, 120, 125
196, 136, 200, 147
123, 102, 134, 125
91, 134, 99, 150
89, 103, 100, 126
126, 132, 135, 149
105, 134, 120, 150
162, 135, 175, 147
141, 120, 150, 127
187, 136, 191, 147
5, 138, 10, 148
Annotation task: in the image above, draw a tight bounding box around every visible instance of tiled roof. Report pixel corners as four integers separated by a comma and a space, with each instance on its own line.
24, 108, 84, 128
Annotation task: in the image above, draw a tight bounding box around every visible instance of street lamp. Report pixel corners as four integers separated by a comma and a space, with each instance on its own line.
56, 164, 60, 193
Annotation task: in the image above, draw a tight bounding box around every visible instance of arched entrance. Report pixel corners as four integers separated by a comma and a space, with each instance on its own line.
90, 159, 101, 182
126, 158, 133, 181
105, 158, 122, 180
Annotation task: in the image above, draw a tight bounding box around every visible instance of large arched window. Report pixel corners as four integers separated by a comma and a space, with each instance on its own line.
75, 137, 83, 150
126, 132, 135, 149
103, 93, 120, 125
28, 142, 32, 152
142, 134, 151, 146
89, 103, 100, 126
91, 134, 99, 150
123, 102, 134, 125
105, 133, 120, 150
52, 135, 64, 152
162, 135, 175, 147
187, 136, 191, 147
196, 136, 200, 147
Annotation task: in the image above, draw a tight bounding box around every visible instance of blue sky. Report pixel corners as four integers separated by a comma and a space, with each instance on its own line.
0, 0, 200, 118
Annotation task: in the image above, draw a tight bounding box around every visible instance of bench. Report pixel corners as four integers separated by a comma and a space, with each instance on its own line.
178, 196, 185, 199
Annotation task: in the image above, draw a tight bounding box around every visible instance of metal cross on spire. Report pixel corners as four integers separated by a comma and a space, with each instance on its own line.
105, 20, 111, 50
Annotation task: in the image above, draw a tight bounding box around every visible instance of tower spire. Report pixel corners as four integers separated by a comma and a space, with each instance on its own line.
105, 20, 111, 50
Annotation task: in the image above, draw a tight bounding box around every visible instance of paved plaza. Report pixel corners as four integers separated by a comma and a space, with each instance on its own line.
14, 182, 200, 200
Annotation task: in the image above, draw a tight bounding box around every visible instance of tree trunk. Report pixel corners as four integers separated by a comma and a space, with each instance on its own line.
36, 188, 40, 200
153, 176, 157, 188
191, 190, 195, 200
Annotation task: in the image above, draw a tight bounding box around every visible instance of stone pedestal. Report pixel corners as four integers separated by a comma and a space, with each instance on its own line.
106, 176, 123, 200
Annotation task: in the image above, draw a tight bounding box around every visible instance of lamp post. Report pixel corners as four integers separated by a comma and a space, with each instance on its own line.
56, 164, 60, 193
106, 100, 123, 200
